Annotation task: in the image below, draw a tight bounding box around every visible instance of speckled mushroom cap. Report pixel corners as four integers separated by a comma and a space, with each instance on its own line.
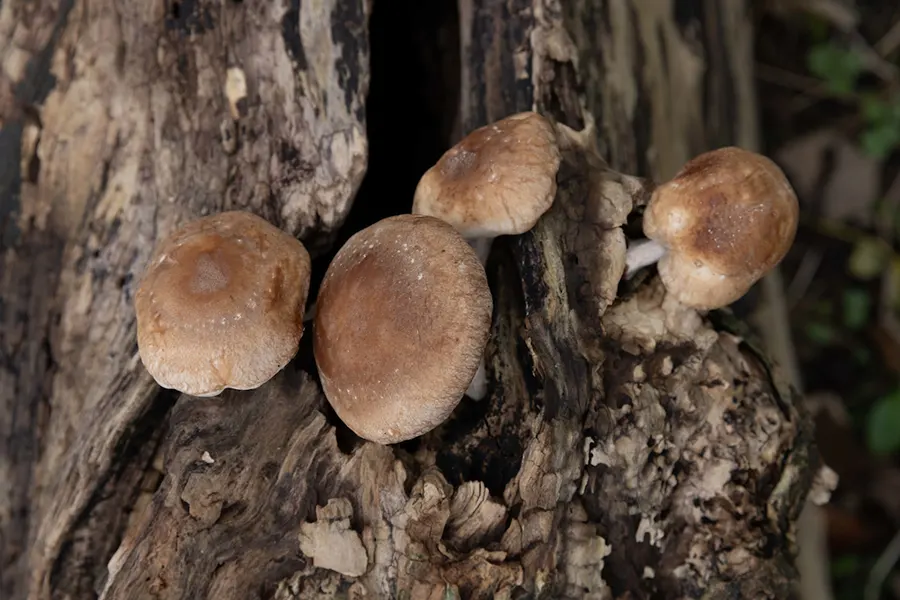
643, 147, 799, 310
313, 214, 493, 445
134, 211, 311, 397
412, 112, 561, 238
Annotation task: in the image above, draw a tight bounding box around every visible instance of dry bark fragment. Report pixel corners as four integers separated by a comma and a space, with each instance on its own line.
298, 498, 368, 578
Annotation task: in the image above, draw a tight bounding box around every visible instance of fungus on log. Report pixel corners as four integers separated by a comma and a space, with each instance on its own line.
0, 1, 829, 599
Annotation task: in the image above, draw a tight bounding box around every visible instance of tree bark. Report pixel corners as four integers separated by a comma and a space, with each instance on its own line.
0, 1, 370, 598
0, 1, 825, 599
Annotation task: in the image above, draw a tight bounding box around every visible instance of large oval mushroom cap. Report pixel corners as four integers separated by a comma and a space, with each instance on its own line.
412, 111, 561, 239
313, 214, 493, 445
135, 211, 311, 397
642, 146, 799, 309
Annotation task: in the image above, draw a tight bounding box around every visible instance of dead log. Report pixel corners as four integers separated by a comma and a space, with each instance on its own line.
0, 1, 827, 599
0, 0, 369, 597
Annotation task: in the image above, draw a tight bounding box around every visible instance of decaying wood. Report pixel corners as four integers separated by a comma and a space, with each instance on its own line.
1, 0, 828, 599
0, 0, 370, 598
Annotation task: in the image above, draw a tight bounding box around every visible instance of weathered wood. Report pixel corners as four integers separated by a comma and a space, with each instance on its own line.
0, 0, 370, 598
450, 2, 819, 597
1, 0, 825, 599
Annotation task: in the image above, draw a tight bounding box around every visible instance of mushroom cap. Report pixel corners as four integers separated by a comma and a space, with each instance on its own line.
643, 146, 799, 309
313, 214, 493, 444
412, 112, 561, 239
135, 211, 311, 397
655, 254, 757, 310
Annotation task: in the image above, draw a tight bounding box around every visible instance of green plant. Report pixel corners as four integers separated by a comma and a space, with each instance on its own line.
807, 42, 863, 96
842, 288, 871, 331
831, 553, 861, 579
860, 94, 900, 159
805, 39, 900, 159
866, 388, 900, 455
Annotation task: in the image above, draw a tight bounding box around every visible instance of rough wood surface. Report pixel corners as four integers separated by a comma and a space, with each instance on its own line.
0, 0, 370, 598
0, 1, 825, 599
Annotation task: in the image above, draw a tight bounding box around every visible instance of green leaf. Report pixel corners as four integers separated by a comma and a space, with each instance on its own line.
848, 236, 890, 280
807, 43, 863, 96
866, 390, 900, 455
891, 98, 900, 121
859, 95, 900, 157
861, 123, 900, 158
842, 288, 871, 330
805, 322, 837, 345
890, 259, 900, 313
861, 95, 891, 124
830, 554, 861, 578
804, 15, 831, 43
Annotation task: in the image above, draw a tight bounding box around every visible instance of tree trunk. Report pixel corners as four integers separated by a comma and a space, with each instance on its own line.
0, 1, 825, 599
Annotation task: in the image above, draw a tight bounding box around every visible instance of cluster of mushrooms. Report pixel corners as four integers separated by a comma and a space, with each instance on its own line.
134, 112, 800, 445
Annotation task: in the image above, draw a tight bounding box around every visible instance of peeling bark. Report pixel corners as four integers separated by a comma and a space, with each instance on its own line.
1, 1, 823, 599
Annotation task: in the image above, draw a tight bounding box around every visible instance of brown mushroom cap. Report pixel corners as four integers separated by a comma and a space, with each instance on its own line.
643, 146, 799, 309
412, 112, 561, 238
135, 211, 311, 397
313, 214, 493, 444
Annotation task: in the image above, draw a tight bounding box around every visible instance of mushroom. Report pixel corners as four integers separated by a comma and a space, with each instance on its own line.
412, 111, 562, 265
134, 210, 312, 397
313, 214, 493, 444
412, 111, 561, 399
624, 146, 799, 310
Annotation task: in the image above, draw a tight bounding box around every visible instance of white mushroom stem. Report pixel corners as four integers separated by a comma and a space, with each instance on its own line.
465, 359, 488, 401
624, 238, 667, 279
463, 235, 495, 401
303, 302, 317, 323
466, 236, 495, 267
